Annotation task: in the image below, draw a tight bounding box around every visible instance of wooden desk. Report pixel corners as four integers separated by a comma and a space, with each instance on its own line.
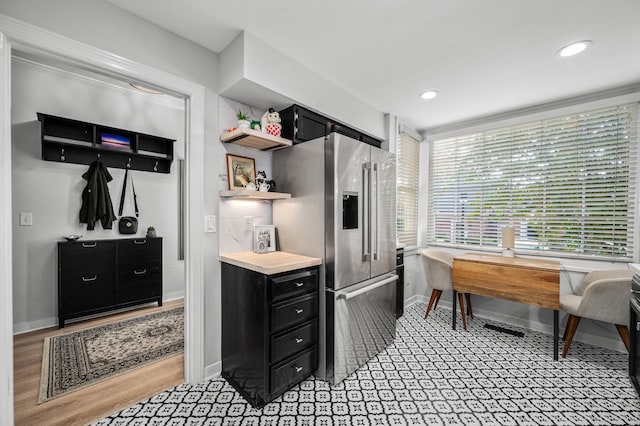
452, 253, 561, 360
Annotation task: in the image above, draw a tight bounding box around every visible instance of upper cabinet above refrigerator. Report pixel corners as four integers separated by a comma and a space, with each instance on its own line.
279, 104, 383, 148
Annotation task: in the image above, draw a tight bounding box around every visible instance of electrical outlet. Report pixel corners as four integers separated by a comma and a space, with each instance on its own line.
244, 216, 253, 231
19, 212, 33, 226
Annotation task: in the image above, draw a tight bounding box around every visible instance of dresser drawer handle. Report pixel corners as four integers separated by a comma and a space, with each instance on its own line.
134, 269, 147, 275
295, 282, 304, 287
82, 275, 97, 282
293, 365, 303, 373
133, 239, 147, 245
293, 308, 304, 314
81, 242, 97, 248
295, 337, 303, 344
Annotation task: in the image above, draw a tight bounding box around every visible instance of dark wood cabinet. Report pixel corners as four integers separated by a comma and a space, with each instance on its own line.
57, 237, 163, 327
396, 247, 405, 318
221, 263, 319, 407
38, 113, 175, 173
279, 104, 382, 148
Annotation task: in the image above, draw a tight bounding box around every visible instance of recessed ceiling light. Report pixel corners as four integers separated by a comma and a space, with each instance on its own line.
129, 82, 163, 94
556, 40, 593, 57
419, 90, 439, 100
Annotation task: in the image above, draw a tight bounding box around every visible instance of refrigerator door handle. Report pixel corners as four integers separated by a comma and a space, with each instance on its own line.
372, 162, 379, 261
362, 162, 371, 261
337, 275, 398, 300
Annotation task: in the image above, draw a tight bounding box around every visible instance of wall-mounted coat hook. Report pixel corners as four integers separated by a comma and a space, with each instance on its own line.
60, 148, 65, 161
153, 161, 158, 172
127, 157, 132, 168
97, 153, 101, 160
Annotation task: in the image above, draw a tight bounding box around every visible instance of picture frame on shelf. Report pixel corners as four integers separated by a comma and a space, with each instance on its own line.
254, 225, 276, 253
226, 154, 256, 190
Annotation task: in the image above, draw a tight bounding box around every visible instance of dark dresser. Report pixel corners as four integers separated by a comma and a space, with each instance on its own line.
220, 251, 321, 408
57, 237, 162, 327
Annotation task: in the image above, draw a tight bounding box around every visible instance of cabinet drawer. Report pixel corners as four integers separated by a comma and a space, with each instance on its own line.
59, 240, 116, 273
271, 269, 318, 303
271, 320, 317, 363
117, 264, 161, 304
117, 238, 162, 264
271, 294, 318, 333
61, 272, 116, 312
270, 346, 317, 396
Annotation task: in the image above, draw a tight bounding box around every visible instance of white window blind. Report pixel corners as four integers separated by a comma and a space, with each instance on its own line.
397, 130, 420, 246
428, 103, 638, 259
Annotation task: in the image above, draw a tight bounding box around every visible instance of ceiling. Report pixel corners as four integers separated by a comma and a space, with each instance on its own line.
105, 0, 640, 133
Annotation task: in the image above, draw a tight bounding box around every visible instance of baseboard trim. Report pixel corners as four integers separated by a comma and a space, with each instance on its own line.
204, 361, 221, 380
404, 297, 627, 353
13, 297, 186, 335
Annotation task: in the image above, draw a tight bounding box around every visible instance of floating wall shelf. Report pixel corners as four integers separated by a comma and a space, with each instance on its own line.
220, 128, 292, 151
38, 113, 175, 173
219, 190, 291, 200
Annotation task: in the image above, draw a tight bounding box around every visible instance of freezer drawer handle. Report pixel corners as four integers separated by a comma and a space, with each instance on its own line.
295, 282, 305, 287
82, 275, 97, 282
293, 308, 304, 314
295, 337, 304, 344
293, 365, 303, 373
337, 275, 398, 300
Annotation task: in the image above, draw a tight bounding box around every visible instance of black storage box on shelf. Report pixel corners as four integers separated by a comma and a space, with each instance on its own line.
38, 113, 175, 173
278, 104, 382, 148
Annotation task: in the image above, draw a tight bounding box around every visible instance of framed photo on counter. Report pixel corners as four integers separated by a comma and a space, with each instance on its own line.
254, 225, 276, 253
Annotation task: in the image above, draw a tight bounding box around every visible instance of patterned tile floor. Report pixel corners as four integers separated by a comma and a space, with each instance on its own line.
93, 303, 640, 425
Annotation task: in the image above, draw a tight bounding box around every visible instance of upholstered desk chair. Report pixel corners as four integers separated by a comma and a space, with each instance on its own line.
420, 248, 473, 330
560, 269, 634, 358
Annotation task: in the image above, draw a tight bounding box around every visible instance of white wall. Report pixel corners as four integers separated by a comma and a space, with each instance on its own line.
0, 0, 222, 375
220, 31, 386, 140
11, 58, 186, 333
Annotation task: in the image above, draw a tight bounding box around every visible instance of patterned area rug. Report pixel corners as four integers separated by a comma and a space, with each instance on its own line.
39, 306, 184, 403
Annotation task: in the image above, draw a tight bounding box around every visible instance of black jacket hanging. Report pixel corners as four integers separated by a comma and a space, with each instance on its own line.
79, 160, 117, 230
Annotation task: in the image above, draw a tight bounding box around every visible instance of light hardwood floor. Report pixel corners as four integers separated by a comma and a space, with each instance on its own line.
14, 299, 185, 426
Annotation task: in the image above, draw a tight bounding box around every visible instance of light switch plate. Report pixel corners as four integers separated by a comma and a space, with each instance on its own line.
204, 215, 216, 233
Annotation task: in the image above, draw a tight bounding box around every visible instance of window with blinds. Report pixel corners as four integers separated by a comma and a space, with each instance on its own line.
428, 103, 638, 259
397, 131, 420, 246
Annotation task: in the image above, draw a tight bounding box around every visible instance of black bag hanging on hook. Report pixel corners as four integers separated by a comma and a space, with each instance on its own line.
118, 169, 139, 234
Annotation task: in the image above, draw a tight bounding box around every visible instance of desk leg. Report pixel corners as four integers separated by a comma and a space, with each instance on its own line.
553, 310, 559, 361
452, 290, 457, 330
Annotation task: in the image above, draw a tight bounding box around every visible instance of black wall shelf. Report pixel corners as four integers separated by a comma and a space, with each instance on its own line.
38, 113, 175, 173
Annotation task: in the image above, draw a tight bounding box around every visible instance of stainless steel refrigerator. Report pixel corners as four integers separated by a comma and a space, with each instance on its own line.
273, 132, 397, 384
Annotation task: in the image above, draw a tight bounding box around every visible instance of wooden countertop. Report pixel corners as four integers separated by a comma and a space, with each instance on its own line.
219, 251, 322, 275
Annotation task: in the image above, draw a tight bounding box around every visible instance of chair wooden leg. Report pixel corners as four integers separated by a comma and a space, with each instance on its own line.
616, 324, 630, 352
433, 290, 443, 310
465, 293, 473, 319
424, 290, 441, 319
562, 314, 581, 358
457, 292, 467, 331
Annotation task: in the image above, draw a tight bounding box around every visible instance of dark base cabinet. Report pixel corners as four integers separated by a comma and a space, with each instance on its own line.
57, 237, 162, 328
221, 263, 319, 408
396, 248, 405, 318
